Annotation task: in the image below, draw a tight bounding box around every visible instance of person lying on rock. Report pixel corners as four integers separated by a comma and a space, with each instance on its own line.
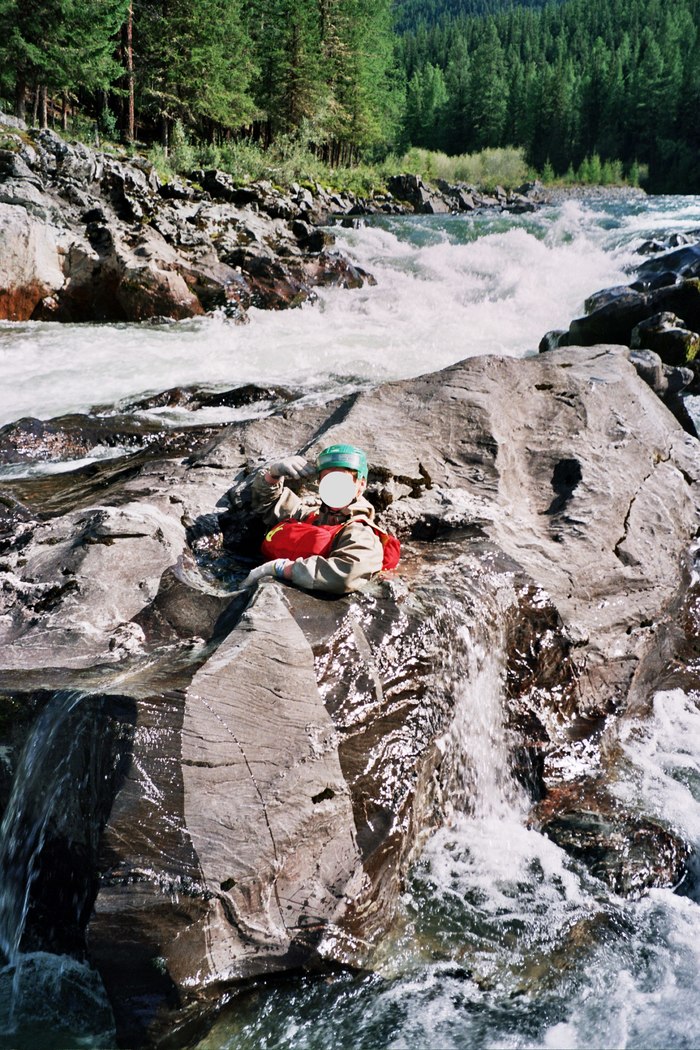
241, 443, 400, 594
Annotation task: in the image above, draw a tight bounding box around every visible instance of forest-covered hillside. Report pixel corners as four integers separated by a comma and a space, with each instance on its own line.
394, 0, 562, 33
398, 0, 700, 190
0, 0, 698, 191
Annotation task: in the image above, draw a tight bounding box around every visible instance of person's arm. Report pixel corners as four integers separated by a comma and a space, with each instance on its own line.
287, 519, 384, 594
250, 457, 315, 526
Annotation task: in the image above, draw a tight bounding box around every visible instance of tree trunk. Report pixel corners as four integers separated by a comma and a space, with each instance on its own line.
162, 114, 170, 153
62, 94, 69, 132
39, 85, 48, 129
15, 78, 28, 122
125, 0, 135, 143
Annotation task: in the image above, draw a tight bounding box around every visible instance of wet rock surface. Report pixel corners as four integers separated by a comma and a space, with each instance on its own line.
1, 346, 699, 1044
540, 233, 700, 435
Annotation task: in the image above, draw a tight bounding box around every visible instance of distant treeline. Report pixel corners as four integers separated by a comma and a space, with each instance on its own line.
394, 0, 561, 33
0, 0, 699, 192
398, 0, 700, 191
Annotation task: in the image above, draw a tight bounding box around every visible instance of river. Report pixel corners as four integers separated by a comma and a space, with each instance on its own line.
1, 193, 700, 1049
3, 192, 700, 433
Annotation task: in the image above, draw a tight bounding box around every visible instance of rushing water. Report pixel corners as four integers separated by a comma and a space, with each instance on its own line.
2, 194, 700, 1048
3, 193, 700, 432
0, 693, 116, 1047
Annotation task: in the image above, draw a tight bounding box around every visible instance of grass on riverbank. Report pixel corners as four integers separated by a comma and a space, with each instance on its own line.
147, 125, 643, 196
1, 103, 641, 197
147, 128, 536, 194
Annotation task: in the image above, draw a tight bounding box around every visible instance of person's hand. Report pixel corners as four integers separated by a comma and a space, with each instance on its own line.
241, 559, 291, 588
266, 456, 316, 480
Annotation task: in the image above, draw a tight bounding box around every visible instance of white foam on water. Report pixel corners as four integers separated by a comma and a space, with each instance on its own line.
415, 814, 589, 934
614, 689, 700, 840
4, 195, 689, 429
534, 890, 700, 1050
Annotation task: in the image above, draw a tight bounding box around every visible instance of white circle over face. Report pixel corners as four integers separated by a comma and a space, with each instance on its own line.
319, 470, 357, 509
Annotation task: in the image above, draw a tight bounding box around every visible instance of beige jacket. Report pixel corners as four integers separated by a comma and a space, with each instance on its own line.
251, 471, 384, 593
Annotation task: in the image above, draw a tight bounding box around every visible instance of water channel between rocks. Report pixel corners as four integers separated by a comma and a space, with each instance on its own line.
1, 196, 700, 1049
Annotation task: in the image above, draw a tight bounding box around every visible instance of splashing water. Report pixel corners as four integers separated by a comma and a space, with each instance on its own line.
4, 194, 700, 430
0, 692, 116, 1044
3, 194, 700, 1048
435, 618, 525, 823
0, 692, 85, 965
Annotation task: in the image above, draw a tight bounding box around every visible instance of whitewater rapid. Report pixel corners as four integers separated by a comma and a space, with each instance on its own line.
5, 194, 700, 430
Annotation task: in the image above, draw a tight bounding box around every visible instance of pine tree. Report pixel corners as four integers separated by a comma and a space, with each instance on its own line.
134, 0, 256, 144
317, 0, 401, 160
405, 63, 448, 149
0, 0, 127, 122
245, 0, 323, 141
468, 20, 507, 149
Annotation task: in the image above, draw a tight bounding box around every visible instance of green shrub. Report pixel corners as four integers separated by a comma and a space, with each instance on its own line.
398, 145, 529, 190
99, 107, 118, 140
169, 120, 197, 172
148, 143, 176, 182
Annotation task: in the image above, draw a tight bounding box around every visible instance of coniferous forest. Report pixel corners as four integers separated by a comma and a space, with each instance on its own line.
0, 0, 698, 191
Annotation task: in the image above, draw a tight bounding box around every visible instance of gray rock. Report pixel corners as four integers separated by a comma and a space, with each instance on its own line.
628, 348, 668, 395
0, 126, 375, 323
422, 194, 451, 214
0, 202, 65, 319
0, 148, 39, 183
568, 279, 700, 349
637, 241, 700, 280
631, 310, 700, 367
584, 285, 645, 314
0, 109, 28, 132
2, 352, 699, 1040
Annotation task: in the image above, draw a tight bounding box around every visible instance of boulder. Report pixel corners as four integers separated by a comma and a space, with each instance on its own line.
584, 285, 644, 314
1, 347, 699, 1044
535, 780, 691, 897
386, 173, 452, 214
637, 241, 700, 281
568, 291, 650, 346
0, 203, 64, 320
566, 278, 700, 353
504, 193, 537, 214
631, 311, 700, 367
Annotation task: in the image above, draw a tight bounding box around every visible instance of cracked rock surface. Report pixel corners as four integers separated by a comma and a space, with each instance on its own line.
1, 346, 699, 1045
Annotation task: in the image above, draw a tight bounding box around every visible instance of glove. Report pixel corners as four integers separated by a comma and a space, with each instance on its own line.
266, 456, 316, 480
241, 559, 290, 588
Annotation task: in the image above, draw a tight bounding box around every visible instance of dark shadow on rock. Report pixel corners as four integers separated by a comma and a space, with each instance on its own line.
0, 691, 136, 960
545, 458, 583, 515
131, 562, 248, 647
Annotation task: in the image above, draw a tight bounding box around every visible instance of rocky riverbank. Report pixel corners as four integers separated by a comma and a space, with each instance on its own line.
0, 113, 541, 325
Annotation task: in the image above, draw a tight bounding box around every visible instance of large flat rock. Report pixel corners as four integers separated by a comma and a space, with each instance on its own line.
1, 346, 699, 1044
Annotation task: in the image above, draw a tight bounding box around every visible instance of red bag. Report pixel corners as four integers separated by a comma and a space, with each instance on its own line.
261, 514, 400, 570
